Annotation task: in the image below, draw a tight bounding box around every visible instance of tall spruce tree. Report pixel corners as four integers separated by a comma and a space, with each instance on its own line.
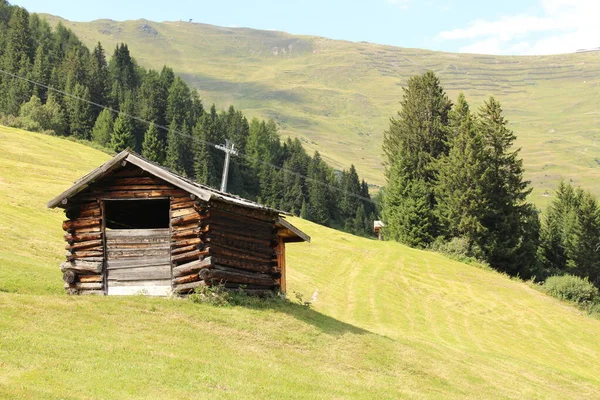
65, 83, 93, 139
307, 151, 331, 225
165, 118, 186, 175
435, 94, 490, 252
110, 112, 136, 152
91, 108, 113, 146
382, 71, 451, 246
477, 96, 534, 273
141, 122, 165, 163
1, 7, 33, 115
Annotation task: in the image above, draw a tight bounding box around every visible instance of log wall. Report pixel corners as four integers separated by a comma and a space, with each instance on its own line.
61, 200, 105, 295
172, 200, 282, 296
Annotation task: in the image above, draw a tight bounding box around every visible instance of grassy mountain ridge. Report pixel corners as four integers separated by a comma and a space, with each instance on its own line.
1, 125, 600, 398
41, 15, 600, 206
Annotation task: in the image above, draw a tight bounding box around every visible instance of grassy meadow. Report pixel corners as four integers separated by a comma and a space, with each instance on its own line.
42, 15, 600, 207
1, 126, 600, 398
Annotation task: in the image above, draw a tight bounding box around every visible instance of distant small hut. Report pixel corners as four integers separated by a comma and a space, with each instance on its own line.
47, 150, 309, 296
373, 220, 385, 240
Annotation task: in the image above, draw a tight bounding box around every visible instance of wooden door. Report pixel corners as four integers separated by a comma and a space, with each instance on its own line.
105, 228, 172, 296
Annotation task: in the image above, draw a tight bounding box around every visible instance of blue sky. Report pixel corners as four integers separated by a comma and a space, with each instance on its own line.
11, 0, 599, 55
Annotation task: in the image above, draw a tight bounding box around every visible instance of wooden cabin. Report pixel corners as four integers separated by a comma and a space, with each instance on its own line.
47, 150, 309, 296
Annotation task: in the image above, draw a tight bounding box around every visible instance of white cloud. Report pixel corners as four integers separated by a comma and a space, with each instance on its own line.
438, 0, 600, 55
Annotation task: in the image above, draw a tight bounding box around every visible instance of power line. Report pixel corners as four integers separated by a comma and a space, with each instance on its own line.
0, 68, 378, 206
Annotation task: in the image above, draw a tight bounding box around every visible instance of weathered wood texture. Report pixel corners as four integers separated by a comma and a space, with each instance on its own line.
170, 204, 283, 295
105, 228, 171, 289
60, 200, 104, 295
58, 164, 292, 296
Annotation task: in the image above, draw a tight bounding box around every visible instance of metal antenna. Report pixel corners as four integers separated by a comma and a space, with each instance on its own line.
215, 139, 238, 192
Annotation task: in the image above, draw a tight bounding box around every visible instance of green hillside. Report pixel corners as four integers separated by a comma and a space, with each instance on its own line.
42, 15, 600, 206
1, 126, 600, 398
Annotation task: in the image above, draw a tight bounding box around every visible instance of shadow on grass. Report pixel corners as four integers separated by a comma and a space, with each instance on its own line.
225, 296, 372, 336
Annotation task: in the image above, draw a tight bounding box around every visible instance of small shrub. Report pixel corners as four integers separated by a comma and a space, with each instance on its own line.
189, 284, 231, 307
293, 290, 312, 308
543, 275, 599, 305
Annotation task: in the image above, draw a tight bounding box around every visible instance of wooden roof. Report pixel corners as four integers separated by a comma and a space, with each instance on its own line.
47, 150, 309, 242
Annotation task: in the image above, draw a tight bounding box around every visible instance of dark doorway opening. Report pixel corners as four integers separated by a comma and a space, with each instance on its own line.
104, 199, 170, 229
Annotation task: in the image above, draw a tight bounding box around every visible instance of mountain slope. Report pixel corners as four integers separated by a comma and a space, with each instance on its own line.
42, 15, 600, 205
1, 126, 600, 398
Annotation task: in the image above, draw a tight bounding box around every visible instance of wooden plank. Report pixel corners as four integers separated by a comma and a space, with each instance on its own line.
65, 239, 103, 251
171, 213, 201, 226
171, 249, 209, 264
106, 242, 170, 250
205, 235, 274, 255
209, 244, 273, 263
172, 273, 200, 285
70, 226, 102, 234
64, 232, 102, 243
171, 237, 203, 247
210, 254, 272, 274
171, 228, 202, 240
63, 218, 101, 231
108, 265, 171, 281
107, 285, 171, 296
105, 229, 170, 238
172, 257, 214, 278
106, 257, 170, 269
102, 177, 164, 186
171, 244, 201, 255
106, 248, 170, 258
79, 275, 103, 283
171, 201, 197, 210
66, 250, 104, 260
98, 184, 175, 191
171, 207, 198, 218
172, 222, 201, 232
171, 196, 195, 204
78, 189, 188, 200
204, 231, 275, 247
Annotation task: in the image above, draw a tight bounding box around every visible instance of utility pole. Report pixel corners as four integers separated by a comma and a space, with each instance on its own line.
215, 139, 238, 192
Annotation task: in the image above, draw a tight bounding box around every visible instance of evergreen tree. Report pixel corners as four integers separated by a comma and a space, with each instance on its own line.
165, 118, 186, 175
340, 165, 361, 221
192, 118, 212, 185
31, 44, 50, 101
91, 109, 113, 146
477, 97, 534, 274
435, 94, 489, 251
1, 7, 33, 115
65, 83, 93, 139
382, 71, 451, 247
166, 76, 192, 128
307, 151, 330, 225
108, 43, 138, 107
138, 69, 167, 127
43, 92, 66, 135
87, 42, 108, 117
300, 199, 309, 220
141, 122, 165, 163
110, 112, 136, 152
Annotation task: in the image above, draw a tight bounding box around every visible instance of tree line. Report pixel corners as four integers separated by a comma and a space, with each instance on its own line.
0, 1, 376, 236
382, 71, 600, 288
